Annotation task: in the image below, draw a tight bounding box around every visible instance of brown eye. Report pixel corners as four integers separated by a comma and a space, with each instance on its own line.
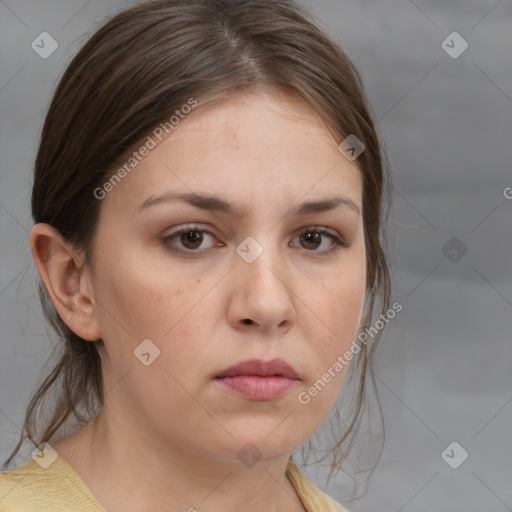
163, 226, 217, 254
180, 230, 204, 250
300, 231, 322, 250
293, 228, 348, 254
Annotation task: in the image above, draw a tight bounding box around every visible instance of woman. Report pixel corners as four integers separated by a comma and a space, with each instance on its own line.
0, 1, 392, 510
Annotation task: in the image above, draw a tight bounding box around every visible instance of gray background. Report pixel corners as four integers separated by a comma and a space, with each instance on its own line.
0, 1, 511, 511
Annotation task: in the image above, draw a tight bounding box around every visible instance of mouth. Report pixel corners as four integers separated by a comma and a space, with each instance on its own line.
216, 358, 299, 379
214, 358, 300, 401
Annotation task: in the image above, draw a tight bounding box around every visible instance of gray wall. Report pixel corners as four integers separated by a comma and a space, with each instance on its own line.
1, 1, 511, 511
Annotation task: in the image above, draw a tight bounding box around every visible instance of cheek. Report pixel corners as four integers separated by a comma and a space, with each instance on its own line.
298, 257, 366, 408
91, 245, 215, 379
307, 260, 366, 350
91, 252, 212, 419
332, 278, 365, 343
93, 242, 183, 335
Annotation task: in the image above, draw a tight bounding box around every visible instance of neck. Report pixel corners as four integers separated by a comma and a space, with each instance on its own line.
60, 408, 305, 512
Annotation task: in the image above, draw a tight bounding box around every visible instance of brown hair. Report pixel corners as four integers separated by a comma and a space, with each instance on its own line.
4, 0, 392, 492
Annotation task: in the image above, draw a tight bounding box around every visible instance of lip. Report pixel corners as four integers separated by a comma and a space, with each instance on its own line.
215, 358, 300, 401
216, 358, 299, 379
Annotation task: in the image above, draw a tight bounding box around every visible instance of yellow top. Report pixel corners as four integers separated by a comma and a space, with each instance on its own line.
0, 453, 349, 512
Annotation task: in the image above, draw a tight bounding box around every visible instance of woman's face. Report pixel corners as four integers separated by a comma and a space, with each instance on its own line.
86, 89, 366, 463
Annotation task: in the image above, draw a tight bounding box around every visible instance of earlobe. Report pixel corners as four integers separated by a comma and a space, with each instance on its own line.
29, 223, 101, 341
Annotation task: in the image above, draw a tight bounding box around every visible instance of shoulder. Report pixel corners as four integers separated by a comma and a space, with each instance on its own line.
0, 453, 104, 512
285, 458, 352, 512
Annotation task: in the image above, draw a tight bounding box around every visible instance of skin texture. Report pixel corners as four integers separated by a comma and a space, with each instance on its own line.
31, 88, 366, 512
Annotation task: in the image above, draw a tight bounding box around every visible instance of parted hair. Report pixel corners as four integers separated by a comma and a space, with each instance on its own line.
4, 0, 392, 492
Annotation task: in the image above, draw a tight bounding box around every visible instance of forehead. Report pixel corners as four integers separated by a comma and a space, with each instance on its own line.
101, 89, 363, 218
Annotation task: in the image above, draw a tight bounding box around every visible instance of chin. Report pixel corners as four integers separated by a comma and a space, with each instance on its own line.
211, 422, 314, 465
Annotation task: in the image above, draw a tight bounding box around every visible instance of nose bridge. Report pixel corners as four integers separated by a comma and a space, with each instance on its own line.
227, 218, 298, 333
235, 231, 291, 302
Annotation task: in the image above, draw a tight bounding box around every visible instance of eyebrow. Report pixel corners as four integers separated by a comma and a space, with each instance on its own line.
137, 191, 361, 217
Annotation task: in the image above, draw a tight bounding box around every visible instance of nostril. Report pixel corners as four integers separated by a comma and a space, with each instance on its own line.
243, 319, 253, 325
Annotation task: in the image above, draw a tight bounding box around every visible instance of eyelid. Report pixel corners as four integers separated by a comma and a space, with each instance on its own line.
161, 224, 349, 255
292, 227, 350, 254
162, 224, 218, 255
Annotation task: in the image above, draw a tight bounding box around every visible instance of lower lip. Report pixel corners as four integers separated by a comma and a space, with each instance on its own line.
215, 375, 298, 401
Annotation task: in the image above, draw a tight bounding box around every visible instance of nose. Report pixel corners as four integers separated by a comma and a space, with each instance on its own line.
227, 236, 297, 335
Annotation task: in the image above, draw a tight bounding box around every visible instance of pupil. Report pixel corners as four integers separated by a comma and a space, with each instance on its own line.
183, 230, 202, 248
303, 231, 320, 249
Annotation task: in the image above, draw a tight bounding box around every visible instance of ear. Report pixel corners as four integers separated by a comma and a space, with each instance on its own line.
29, 223, 101, 341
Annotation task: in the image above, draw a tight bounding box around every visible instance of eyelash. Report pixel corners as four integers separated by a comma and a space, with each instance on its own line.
161, 225, 350, 256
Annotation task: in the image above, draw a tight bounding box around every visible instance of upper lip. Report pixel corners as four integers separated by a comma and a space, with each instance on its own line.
216, 358, 299, 379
